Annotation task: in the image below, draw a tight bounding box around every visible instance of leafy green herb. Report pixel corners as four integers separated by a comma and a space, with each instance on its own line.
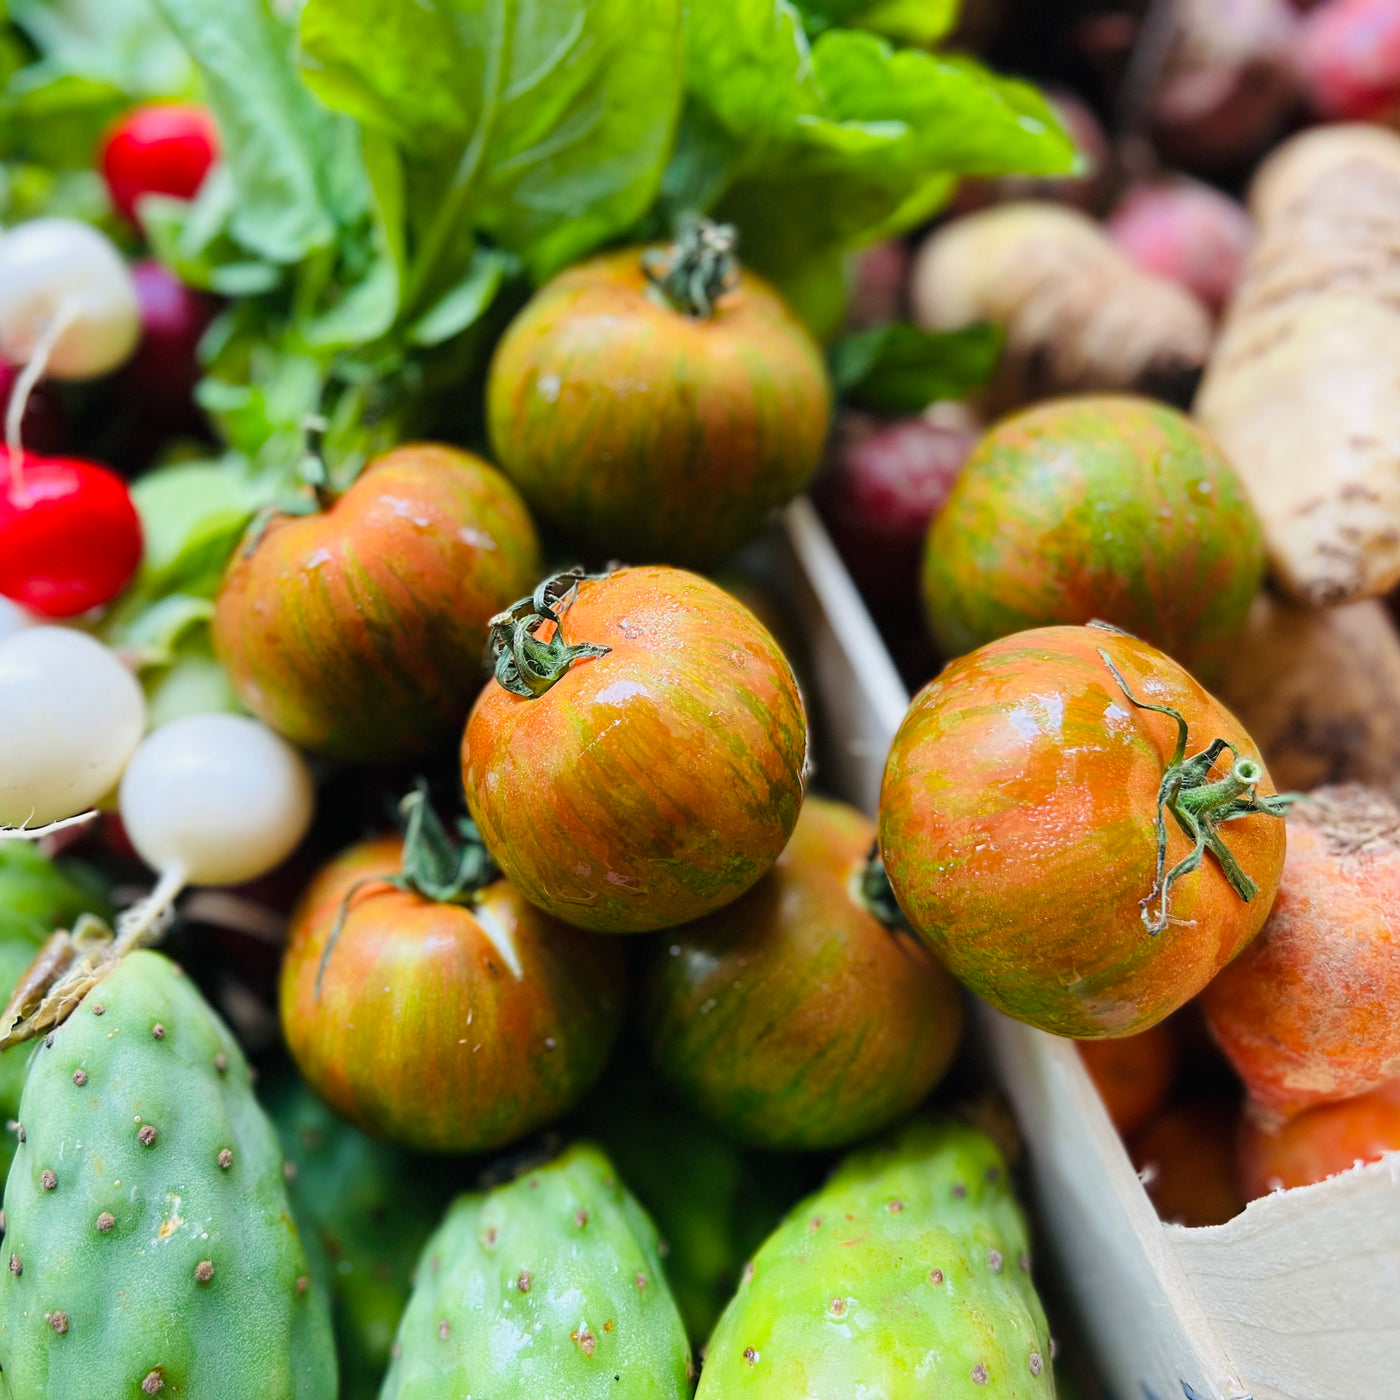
297, 0, 686, 302
829, 321, 1001, 413
792, 0, 959, 43
667, 6, 1074, 331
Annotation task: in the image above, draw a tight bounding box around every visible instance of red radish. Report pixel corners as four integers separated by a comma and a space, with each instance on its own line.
845, 240, 909, 331
1107, 179, 1253, 314
1296, 0, 1400, 120
1151, 0, 1300, 172
119, 260, 218, 420
815, 411, 976, 612
0, 454, 142, 616
101, 103, 220, 226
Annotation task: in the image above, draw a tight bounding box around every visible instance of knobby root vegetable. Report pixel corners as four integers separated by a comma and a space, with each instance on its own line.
1212, 593, 1400, 804
911, 203, 1212, 413
1195, 124, 1400, 605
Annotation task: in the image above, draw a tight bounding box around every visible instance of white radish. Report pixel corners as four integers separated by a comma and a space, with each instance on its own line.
0, 626, 145, 832
116, 713, 314, 948
0, 219, 140, 385
0, 596, 33, 643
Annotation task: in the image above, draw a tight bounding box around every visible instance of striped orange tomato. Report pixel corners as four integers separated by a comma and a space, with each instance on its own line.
214, 443, 540, 762
923, 397, 1264, 676
462, 566, 808, 934
279, 836, 623, 1153
879, 625, 1289, 1038
485, 232, 829, 568
642, 795, 963, 1149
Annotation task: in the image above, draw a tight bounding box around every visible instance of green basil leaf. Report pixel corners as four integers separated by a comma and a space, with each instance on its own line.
672, 5, 1073, 325
406, 245, 510, 347
793, 0, 959, 43
154, 0, 366, 263
829, 320, 1001, 413
298, 0, 686, 291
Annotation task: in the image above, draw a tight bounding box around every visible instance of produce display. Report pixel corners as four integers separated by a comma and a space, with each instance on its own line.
2, 0, 1400, 1396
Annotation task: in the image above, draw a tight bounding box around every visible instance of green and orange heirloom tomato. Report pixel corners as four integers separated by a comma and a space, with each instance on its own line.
486, 219, 831, 569
923, 396, 1264, 676
279, 829, 624, 1155
462, 565, 808, 935
642, 795, 964, 1150
879, 625, 1291, 1039
214, 443, 541, 762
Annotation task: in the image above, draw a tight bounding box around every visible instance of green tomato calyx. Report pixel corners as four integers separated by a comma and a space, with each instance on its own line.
1097, 647, 1299, 936
642, 214, 739, 319
858, 842, 914, 935
315, 783, 498, 998
487, 567, 611, 700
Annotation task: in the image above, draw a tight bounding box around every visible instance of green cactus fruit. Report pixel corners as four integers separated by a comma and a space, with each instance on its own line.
699, 1117, 1056, 1399
382, 1142, 694, 1399
580, 1059, 814, 1347
0, 845, 109, 948
0, 847, 111, 1185
0, 950, 337, 1399
267, 1077, 453, 1400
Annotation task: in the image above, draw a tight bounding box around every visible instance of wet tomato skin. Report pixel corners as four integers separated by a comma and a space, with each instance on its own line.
462, 566, 808, 935
279, 836, 625, 1154
213, 443, 541, 762
486, 247, 830, 568
642, 795, 964, 1150
879, 625, 1286, 1038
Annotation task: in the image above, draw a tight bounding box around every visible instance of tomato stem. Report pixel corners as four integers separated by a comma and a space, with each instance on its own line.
642, 214, 739, 319
858, 842, 914, 934
314, 783, 497, 998
1098, 648, 1300, 935
486, 567, 612, 699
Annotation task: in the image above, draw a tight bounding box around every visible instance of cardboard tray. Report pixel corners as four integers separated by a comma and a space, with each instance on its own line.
773, 497, 1400, 1400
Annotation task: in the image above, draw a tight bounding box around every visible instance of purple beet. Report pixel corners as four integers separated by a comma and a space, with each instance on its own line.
816, 412, 976, 613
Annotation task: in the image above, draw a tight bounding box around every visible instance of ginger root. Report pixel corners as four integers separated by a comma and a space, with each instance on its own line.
1195, 124, 1400, 605
1212, 592, 1400, 803
910, 203, 1212, 414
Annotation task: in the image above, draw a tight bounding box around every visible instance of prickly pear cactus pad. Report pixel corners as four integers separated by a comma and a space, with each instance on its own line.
381, 1142, 694, 1400
269, 1077, 450, 1400
0, 951, 337, 1400
698, 1118, 1055, 1399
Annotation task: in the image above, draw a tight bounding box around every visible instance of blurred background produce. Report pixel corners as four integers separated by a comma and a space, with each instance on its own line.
2, 0, 1400, 1396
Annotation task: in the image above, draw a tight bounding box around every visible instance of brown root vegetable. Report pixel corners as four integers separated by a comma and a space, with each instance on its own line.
1150, 0, 1301, 172
1212, 592, 1400, 804
1195, 125, 1400, 605
910, 204, 1212, 413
